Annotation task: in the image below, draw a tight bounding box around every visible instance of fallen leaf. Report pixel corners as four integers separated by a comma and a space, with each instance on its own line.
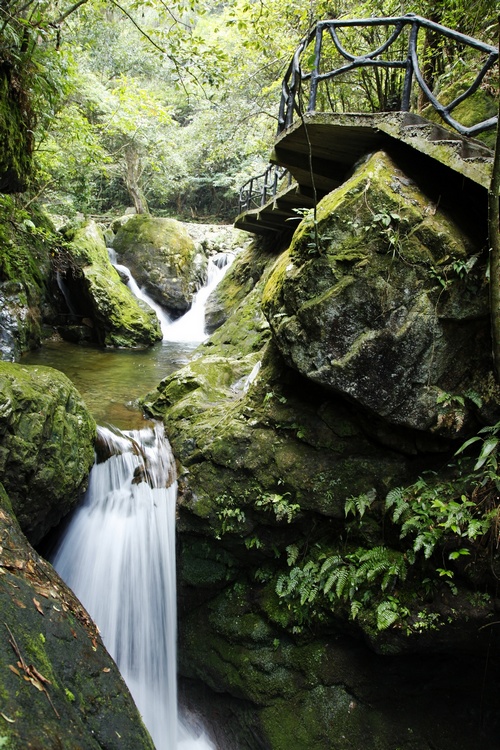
0, 712, 15, 723
13, 599, 26, 609
33, 598, 44, 616
102, 667, 111, 673
8, 664, 20, 676
28, 665, 51, 685
26, 675, 44, 692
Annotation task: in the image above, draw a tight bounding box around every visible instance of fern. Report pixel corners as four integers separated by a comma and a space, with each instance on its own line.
376, 599, 400, 631
344, 489, 376, 518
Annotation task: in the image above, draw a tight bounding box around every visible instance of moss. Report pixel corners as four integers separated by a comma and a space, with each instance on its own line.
0, 361, 96, 543
422, 74, 497, 149
0, 71, 32, 192
64, 221, 162, 347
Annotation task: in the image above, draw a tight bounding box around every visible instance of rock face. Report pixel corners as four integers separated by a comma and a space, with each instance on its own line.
0, 197, 54, 361
62, 220, 162, 347
262, 151, 490, 438
144, 152, 500, 749
0, 482, 154, 750
112, 215, 206, 316
0, 362, 96, 545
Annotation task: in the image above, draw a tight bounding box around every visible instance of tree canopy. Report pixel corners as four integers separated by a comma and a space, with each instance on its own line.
0, 0, 497, 219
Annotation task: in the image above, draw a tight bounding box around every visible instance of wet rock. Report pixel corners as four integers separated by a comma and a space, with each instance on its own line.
262, 151, 490, 438
0, 482, 155, 749
112, 215, 206, 316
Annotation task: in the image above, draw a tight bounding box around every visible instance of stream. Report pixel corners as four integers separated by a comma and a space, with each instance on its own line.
23, 250, 234, 749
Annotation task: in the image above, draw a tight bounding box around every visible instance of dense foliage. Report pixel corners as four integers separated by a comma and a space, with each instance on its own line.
0, 0, 497, 219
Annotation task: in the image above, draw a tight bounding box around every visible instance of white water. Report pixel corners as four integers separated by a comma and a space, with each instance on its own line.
108, 249, 172, 338
52, 425, 214, 750
108, 249, 234, 344
164, 253, 234, 343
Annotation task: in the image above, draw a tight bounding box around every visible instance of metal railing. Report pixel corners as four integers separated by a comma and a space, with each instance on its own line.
238, 15, 498, 217
238, 165, 292, 214
278, 14, 498, 137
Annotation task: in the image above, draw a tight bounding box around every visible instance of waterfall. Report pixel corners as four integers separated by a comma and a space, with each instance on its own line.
108, 249, 233, 344
163, 253, 234, 344
51, 425, 214, 750
108, 249, 172, 338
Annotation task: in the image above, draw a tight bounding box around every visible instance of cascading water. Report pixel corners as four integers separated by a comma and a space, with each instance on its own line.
164, 253, 234, 343
108, 248, 233, 344
51, 424, 214, 750
48, 250, 235, 748
108, 248, 172, 338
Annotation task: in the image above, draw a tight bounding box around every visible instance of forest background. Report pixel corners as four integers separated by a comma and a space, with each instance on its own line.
0, 0, 497, 223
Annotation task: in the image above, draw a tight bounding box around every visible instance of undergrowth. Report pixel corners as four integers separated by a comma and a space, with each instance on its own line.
272, 422, 500, 635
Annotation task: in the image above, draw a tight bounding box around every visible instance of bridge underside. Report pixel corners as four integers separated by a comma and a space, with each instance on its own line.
234, 112, 493, 236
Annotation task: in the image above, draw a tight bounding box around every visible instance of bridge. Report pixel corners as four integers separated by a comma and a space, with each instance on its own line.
234, 15, 498, 236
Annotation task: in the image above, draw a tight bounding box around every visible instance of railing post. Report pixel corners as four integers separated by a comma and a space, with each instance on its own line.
402, 19, 417, 111
308, 24, 323, 112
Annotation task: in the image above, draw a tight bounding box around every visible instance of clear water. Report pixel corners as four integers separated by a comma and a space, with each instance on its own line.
22, 338, 198, 429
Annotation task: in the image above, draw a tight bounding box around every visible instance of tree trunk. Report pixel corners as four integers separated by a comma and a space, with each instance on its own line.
124, 146, 149, 215
488, 22, 500, 381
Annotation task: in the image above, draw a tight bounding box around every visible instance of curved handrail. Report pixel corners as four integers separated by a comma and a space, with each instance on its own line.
238, 15, 497, 220
238, 165, 291, 213
277, 14, 498, 136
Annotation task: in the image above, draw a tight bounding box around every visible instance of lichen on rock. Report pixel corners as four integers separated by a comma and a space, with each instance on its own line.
262, 150, 490, 437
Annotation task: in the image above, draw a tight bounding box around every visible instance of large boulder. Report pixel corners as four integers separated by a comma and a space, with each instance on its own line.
0, 482, 154, 749
62, 221, 162, 347
144, 222, 500, 748
112, 215, 206, 316
262, 150, 490, 438
0, 362, 96, 545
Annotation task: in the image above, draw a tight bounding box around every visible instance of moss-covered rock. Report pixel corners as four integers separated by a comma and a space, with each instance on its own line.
0, 362, 96, 545
262, 150, 490, 437
112, 215, 205, 316
0, 197, 57, 361
179, 579, 500, 750
0, 481, 155, 749
423, 72, 497, 149
144, 205, 500, 748
62, 220, 162, 348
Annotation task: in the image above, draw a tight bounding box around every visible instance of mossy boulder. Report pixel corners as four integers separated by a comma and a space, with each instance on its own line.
262, 150, 490, 437
62, 220, 162, 348
423, 72, 497, 149
144, 215, 500, 748
0, 482, 154, 749
0, 362, 96, 545
179, 579, 500, 750
112, 215, 206, 316
0, 197, 56, 361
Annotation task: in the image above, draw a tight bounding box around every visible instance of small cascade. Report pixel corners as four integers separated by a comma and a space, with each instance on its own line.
164, 252, 234, 343
108, 249, 172, 338
51, 425, 214, 750
56, 271, 80, 316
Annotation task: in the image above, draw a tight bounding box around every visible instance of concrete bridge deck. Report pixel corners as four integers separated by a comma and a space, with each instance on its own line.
234, 111, 494, 236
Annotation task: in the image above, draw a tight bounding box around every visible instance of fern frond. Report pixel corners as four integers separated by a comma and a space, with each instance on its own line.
376, 600, 400, 631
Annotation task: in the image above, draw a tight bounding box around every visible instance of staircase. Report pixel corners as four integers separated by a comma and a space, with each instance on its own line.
234, 111, 494, 236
